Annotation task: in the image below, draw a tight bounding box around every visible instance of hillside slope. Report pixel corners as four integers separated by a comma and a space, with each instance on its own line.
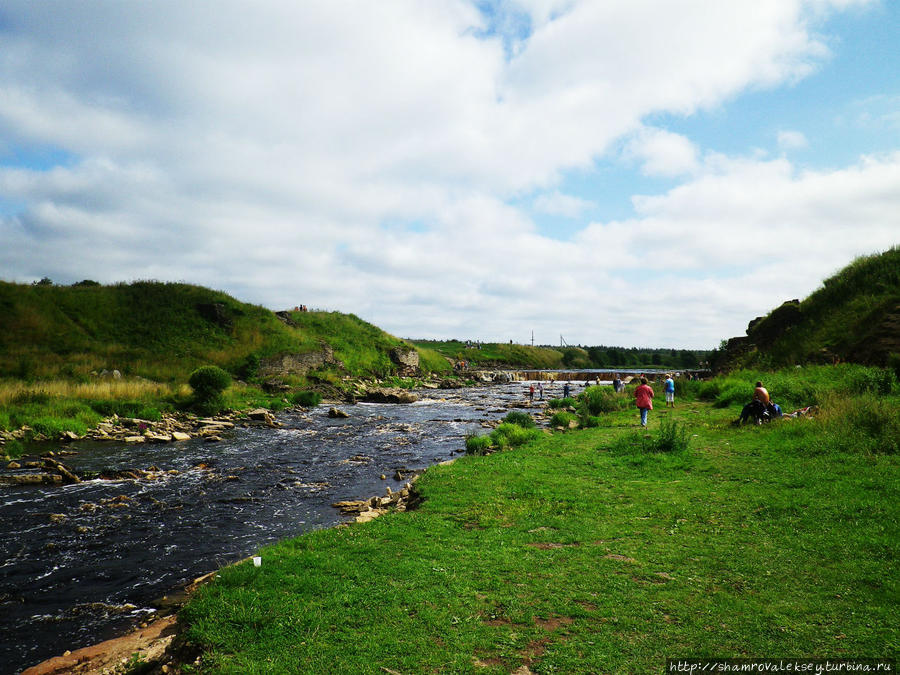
712, 246, 900, 370
0, 280, 448, 382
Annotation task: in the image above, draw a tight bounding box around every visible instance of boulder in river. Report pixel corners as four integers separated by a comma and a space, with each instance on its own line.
359, 388, 418, 404
328, 408, 350, 419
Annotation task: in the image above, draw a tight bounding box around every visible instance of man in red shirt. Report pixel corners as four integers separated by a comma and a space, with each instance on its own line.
634, 377, 654, 427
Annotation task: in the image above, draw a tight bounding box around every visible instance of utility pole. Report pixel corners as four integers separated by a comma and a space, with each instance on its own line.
531, 330, 534, 347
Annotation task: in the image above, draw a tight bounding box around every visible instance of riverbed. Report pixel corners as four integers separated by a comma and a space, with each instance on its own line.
1, 380, 595, 674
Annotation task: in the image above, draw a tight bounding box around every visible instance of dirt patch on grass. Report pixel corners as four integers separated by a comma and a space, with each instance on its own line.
534, 616, 574, 631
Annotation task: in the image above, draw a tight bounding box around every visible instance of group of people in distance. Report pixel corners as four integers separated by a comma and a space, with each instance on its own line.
521, 373, 786, 428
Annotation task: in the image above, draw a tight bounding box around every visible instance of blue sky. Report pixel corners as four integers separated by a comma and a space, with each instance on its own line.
1, 1, 898, 348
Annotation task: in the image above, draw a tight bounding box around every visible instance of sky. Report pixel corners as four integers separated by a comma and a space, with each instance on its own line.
1, 1, 898, 350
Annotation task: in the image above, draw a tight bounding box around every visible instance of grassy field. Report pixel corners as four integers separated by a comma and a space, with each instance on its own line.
179, 366, 899, 673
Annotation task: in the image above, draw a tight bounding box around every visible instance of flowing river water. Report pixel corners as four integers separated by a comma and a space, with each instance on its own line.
1, 380, 600, 674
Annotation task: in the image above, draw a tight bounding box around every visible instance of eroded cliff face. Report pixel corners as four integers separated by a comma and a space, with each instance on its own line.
258, 345, 339, 378
389, 347, 419, 377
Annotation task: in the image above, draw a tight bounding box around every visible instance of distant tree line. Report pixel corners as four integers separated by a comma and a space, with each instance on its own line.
553, 345, 710, 369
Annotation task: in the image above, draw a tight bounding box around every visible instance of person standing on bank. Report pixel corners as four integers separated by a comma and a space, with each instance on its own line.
635, 377, 654, 427
664, 374, 675, 408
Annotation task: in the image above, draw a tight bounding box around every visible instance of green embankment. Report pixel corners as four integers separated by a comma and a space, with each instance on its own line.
715, 246, 900, 370
0, 280, 450, 442
0, 280, 449, 382
180, 365, 899, 673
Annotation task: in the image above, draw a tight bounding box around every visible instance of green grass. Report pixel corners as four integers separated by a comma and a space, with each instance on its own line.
180, 366, 899, 673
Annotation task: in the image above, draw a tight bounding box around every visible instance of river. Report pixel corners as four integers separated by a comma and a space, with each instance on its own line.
1, 380, 598, 674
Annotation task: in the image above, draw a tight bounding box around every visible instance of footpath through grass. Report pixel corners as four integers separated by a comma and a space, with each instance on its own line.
181, 383, 899, 673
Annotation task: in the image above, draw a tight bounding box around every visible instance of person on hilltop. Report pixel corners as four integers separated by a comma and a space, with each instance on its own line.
664, 374, 676, 408
634, 377, 654, 427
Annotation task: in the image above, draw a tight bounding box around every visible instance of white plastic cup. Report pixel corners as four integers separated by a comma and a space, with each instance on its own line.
252, 556, 261, 567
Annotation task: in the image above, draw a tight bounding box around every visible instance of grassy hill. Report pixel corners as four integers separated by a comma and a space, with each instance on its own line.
411, 340, 566, 370
712, 246, 900, 371
0, 280, 449, 383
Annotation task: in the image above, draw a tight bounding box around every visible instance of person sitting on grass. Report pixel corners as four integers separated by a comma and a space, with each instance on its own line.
738, 381, 773, 425
634, 377, 654, 427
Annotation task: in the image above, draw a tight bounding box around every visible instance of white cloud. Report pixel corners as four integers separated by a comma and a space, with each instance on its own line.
0, 0, 895, 349
777, 130, 810, 150
532, 190, 594, 217
624, 127, 700, 177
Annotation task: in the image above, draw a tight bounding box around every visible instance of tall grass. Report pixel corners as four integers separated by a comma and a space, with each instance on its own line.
681, 364, 898, 410
0, 379, 180, 406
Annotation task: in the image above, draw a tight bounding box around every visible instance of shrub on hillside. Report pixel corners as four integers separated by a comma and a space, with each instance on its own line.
189, 365, 231, 415
189, 366, 232, 400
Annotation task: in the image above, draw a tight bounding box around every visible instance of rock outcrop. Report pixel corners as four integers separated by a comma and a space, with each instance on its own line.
258, 345, 339, 378
389, 347, 420, 376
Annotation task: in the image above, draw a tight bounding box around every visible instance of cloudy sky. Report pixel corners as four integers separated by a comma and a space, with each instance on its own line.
1, 1, 898, 349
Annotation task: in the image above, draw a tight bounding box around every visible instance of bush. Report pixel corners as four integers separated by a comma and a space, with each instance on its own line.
465, 434, 493, 456
502, 411, 535, 428
644, 418, 691, 453
465, 422, 540, 454
191, 393, 227, 417
578, 386, 626, 415
713, 382, 751, 408
492, 422, 540, 449
189, 366, 232, 400
550, 411, 578, 429
290, 390, 322, 407
548, 397, 576, 409
235, 353, 261, 381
